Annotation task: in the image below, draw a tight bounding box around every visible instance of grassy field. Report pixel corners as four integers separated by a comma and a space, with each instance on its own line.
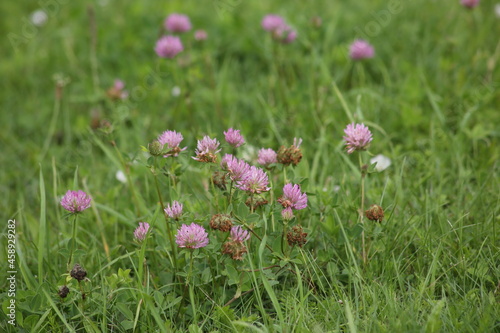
1, 0, 499, 332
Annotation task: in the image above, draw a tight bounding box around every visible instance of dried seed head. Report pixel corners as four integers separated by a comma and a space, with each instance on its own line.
222, 241, 248, 261
210, 214, 233, 232
58, 285, 70, 298
287, 225, 307, 247
212, 171, 228, 191
70, 264, 87, 281
245, 196, 268, 210
365, 204, 384, 222
277, 139, 303, 166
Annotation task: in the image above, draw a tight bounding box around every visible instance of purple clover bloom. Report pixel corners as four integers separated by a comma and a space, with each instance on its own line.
273, 24, 297, 44
193, 135, 221, 163
175, 223, 209, 249
158, 130, 187, 157
230, 225, 250, 242
343, 123, 373, 154
278, 183, 308, 210
349, 39, 375, 60
461, 0, 480, 8
257, 148, 278, 167
164, 13, 192, 33
236, 166, 270, 194
194, 29, 208, 41
224, 128, 245, 148
164, 201, 183, 220
221, 154, 251, 182
60, 190, 91, 213
134, 222, 150, 242
155, 35, 183, 58
261, 14, 285, 31
281, 207, 294, 221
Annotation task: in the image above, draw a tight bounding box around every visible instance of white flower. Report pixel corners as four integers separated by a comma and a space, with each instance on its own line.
171, 86, 181, 97
116, 170, 127, 184
495, 4, 500, 18
31, 10, 48, 27
370, 154, 391, 172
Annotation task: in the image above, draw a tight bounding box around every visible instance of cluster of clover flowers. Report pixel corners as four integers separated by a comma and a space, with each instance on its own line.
140, 127, 310, 261
57, 122, 383, 299
154, 13, 376, 61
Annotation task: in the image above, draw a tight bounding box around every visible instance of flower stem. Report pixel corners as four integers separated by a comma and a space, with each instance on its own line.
67, 214, 78, 271
152, 158, 178, 270
358, 153, 367, 265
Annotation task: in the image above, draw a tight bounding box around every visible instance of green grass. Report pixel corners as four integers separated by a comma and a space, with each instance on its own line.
1, 0, 499, 332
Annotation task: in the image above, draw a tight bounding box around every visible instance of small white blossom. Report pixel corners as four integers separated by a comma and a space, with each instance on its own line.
171, 86, 181, 97
370, 154, 391, 172
31, 10, 48, 27
116, 170, 127, 184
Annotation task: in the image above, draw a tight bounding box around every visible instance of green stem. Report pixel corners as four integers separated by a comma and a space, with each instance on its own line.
152, 158, 177, 270
281, 220, 288, 256
67, 214, 78, 271
188, 250, 198, 323
358, 153, 367, 265
138, 237, 148, 287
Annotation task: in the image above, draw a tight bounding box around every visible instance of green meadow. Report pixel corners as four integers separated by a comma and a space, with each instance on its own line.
1, 0, 499, 332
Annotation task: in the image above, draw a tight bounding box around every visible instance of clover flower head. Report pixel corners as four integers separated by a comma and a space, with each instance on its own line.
134, 222, 150, 242
164, 13, 192, 33
194, 29, 208, 41
224, 128, 245, 148
461, 0, 480, 8
343, 123, 373, 154
349, 39, 375, 60
165, 201, 183, 220
257, 148, 278, 167
236, 166, 270, 194
230, 225, 250, 242
281, 207, 294, 221
158, 130, 186, 157
175, 223, 209, 249
261, 14, 285, 31
221, 154, 250, 182
60, 190, 91, 213
278, 183, 308, 210
155, 35, 184, 58
193, 135, 221, 163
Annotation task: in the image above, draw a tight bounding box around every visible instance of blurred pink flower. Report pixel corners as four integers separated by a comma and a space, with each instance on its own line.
194, 29, 208, 41
175, 223, 209, 249
261, 14, 285, 31
461, 0, 480, 8
349, 39, 375, 60
155, 35, 183, 58
221, 154, 250, 182
278, 183, 308, 210
257, 148, 278, 167
193, 135, 221, 163
343, 123, 373, 154
274, 24, 297, 44
236, 166, 270, 194
230, 225, 250, 242
60, 190, 91, 213
158, 130, 186, 157
224, 128, 245, 148
281, 207, 294, 221
164, 201, 183, 220
134, 222, 150, 242
164, 13, 192, 33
